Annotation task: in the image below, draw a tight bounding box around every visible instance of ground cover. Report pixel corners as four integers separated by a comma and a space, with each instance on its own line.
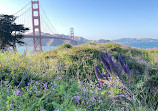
0, 42, 157, 110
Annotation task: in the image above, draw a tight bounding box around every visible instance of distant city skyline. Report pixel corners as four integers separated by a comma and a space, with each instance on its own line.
1, 0, 158, 40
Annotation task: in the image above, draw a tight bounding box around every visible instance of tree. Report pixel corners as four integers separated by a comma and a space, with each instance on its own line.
0, 14, 29, 51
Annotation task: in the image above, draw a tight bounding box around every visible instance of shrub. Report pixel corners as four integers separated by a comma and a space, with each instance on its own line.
57, 43, 72, 49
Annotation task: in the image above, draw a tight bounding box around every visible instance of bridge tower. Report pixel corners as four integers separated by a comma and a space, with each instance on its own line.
70, 28, 74, 45
31, 0, 42, 52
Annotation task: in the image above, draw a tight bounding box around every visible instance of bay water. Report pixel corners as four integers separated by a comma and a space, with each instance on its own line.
17, 46, 58, 54
119, 41, 158, 49
17, 42, 158, 54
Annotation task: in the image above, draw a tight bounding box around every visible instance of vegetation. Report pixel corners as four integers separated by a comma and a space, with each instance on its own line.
0, 42, 158, 110
0, 14, 29, 51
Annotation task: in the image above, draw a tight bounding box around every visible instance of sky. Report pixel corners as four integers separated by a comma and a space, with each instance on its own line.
1, 0, 158, 40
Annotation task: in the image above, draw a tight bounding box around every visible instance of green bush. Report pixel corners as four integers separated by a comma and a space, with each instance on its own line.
57, 43, 72, 49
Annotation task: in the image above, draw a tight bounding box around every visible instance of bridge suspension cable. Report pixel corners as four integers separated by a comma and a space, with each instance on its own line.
16, 7, 31, 18
13, 1, 31, 15
15, 7, 32, 32
39, 2, 58, 34
14, 1, 32, 32
41, 16, 54, 35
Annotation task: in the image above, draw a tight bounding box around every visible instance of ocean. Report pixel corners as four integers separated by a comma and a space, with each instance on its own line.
119, 41, 158, 49
17, 42, 158, 54
17, 46, 58, 54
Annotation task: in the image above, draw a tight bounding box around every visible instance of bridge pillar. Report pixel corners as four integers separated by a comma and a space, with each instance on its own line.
70, 28, 74, 45
31, 0, 42, 52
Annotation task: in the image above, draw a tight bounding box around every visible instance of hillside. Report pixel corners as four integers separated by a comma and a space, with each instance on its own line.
24, 33, 158, 47
24, 32, 110, 46
0, 42, 158, 110
113, 38, 158, 42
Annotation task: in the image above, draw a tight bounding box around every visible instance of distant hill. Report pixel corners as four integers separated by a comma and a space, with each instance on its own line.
23, 33, 158, 46
113, 38, 158, 42
23, 32, 110, 46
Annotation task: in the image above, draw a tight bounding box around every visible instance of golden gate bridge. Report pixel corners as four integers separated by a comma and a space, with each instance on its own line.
14, 0, 74, 52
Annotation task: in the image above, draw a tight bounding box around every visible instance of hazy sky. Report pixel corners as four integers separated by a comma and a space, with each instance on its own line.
1, 0, 158, 40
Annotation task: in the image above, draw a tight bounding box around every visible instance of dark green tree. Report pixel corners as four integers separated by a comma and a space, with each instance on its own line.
0, 14, 29, 51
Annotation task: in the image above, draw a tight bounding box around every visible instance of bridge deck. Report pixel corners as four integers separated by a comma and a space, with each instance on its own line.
24, 35, 72, 40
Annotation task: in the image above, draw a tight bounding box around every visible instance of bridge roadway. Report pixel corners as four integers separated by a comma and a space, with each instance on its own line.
24, 35, 73, 40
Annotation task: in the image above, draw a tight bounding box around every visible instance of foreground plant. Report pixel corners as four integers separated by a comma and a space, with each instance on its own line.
94, 52, 141, 110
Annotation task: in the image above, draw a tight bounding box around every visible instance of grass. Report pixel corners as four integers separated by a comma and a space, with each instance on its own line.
0, 42, 157, 110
